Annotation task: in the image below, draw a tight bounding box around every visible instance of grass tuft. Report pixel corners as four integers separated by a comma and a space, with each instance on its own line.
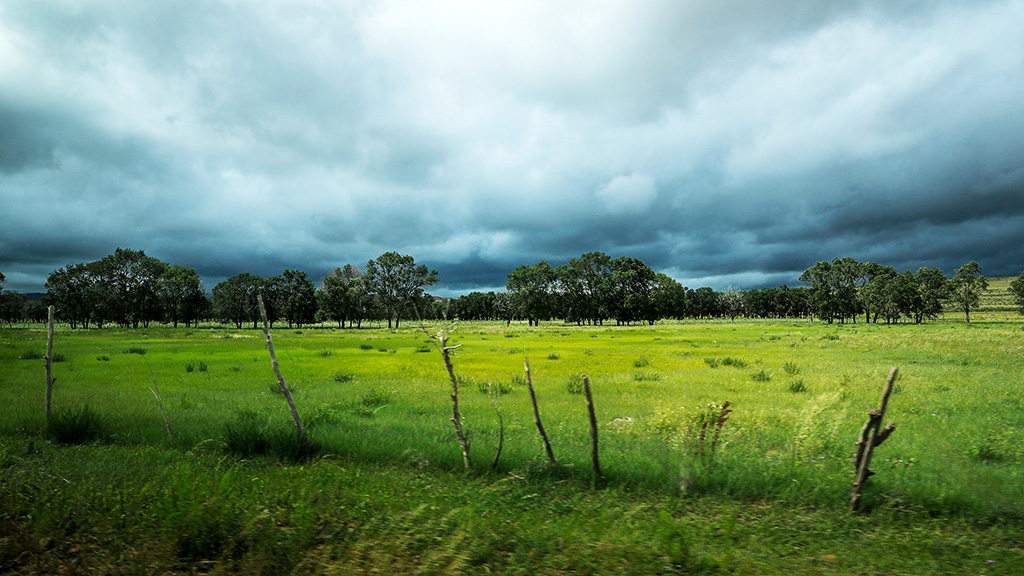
49, 405, 106, 444
19, 350, 44, 360
787, 379, 807, 393
750, 369, 772, 382
333, 372, 356, 383
124, 346, 147, 355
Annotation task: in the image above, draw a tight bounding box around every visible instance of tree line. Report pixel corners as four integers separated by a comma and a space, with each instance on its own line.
2, 249, 1022, 329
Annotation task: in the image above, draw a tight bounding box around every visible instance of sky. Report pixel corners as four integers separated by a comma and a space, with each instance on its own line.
2, 0, 1023, 296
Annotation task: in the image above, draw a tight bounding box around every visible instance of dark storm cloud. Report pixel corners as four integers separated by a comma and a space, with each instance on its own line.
1, 0, 1022, 294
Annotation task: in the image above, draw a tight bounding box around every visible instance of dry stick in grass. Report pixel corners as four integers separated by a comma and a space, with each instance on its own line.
582, 374, 600, 485
45, 305, 55, 435
850, 367, 899, 512
151, 373, 173, 442
257, 294, 307, 443
524, 356, 557, 468
436, 327, 471, 470
487, 382, 504, 470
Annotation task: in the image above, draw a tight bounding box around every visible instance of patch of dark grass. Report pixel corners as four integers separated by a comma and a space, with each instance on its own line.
783, 361, 799, 375
19, 350, 44, 360
720, 357, 746, 368
124, 346, 147, 355
751, 369, 772, 382
223, 411, 271, 457
96, 355, 110, 361
565, 373, 585, 395
317, 350, 333, 357
49, 405, 106, 445
52, 353, 68, 362
788, 379, 807, 393
333, 372, 356, 383
547, 353, 560, 360
359, 343, 374, 350
632, 370, 661, 382
704, 357, 719, 368
633, 354, 651, 368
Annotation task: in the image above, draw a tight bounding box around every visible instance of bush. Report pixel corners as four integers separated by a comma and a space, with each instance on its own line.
565, 374, 585, 395
632, 371, 661, 382
49, 405, 106, 445
223, 411, 271, 457
788, 379, 807, 393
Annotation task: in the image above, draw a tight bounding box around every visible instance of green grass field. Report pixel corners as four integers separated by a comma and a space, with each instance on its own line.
2, 316, 1023, 574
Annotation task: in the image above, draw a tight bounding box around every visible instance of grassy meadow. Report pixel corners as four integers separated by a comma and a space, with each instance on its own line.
1, 315, 1023, 574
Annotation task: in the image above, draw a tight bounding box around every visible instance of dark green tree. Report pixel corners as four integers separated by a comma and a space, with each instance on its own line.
94, 248, 168, 328
213, 273, 263, 329
1009, 272, 1024, 314
280, 269, 317, 328
506, 261, 557, 326
949, 261, 988, 323
159, 264, 206, 328
365, 252, 438, 329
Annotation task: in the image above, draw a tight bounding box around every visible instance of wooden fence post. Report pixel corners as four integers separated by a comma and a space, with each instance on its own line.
850, 367, 899, 512
583, 374, 600, 486
258, 294, 307, 443
525, 357, 557, 468
45, 305, 54, 435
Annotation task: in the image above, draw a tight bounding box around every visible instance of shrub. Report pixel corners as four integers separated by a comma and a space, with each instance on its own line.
124, 346, 147, 355
360, 386, 391, 408
223, 411, 271, 457
269, 427, 321, 462
632, 371, 661, 382
565, 374, 585, 395
751, 370, 771, 382
19, 350, 44, 360
477, 379, 513, 395
333, 372, 356, 383
783, 362, 799, 375
49, 405, 106, 445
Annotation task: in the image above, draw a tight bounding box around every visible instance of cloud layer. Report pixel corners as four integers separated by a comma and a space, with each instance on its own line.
2, 0, 1022, 294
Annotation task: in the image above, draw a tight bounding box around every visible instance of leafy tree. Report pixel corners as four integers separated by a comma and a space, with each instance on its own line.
608, 256, 657, 325
690, 286, 720, 318
279, 269, 317, 328
0, 289, 26, 326
506, 261, 557, 326
213, 273, 263, 329
493, 291, 513, 325
365, 252, 438, 329
913, 267, 949, 323
159, 265, 206, 328
1010, 272, 1024, 314
45, 263, 97, 329
653, 273, 687, 320
95, 248, 168, 328
318, 264, 373, 328
556, 252, 613, 325
949, 261, 988, 323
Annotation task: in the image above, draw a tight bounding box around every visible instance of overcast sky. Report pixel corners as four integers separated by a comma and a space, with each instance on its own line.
2, 1, 1023, 295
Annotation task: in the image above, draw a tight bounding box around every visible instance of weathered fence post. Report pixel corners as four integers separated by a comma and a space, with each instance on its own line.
151, 373, 173, 442
436, 327, 471, 470
258, 294, 307, 443
850, 367, 899, 512
524, 356, 557, 468
45, 305, 55, 435
487, 382, 504, 470
583, 374, 600, 486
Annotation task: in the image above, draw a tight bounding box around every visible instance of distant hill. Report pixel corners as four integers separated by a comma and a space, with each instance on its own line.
977, 276, 1019, 312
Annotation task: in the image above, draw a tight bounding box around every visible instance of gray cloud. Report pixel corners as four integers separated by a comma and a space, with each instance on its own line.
1, 0, 1023, 295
